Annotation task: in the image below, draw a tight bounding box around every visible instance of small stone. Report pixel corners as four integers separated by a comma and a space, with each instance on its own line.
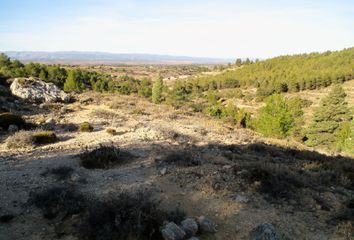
8, 124, 19, 132
236, 169, 248, 175
233, 195, 249, 203
161, 222, 186, 240
71, 214, 80, 220
45, 118, 55, 124
69, 172, 81, 182
250, 223, 278, 240
160, 167, 168, 176
197, 216, 217, 233
222, 165, 232, 170
181, 218, 198, 237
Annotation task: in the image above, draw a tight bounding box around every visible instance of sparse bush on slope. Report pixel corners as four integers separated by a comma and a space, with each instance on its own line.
79, 146, 133, 169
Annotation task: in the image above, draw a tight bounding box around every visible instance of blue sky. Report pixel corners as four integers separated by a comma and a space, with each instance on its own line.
0, 0, 353, 58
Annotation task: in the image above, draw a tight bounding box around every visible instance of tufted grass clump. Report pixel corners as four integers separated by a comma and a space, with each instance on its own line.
79, 122, 93, 132
79, 146, 133, 169
32, 131, 57, 144
0, 112, 25, 129
106, 128, 117, 136
6, 130, 57, 149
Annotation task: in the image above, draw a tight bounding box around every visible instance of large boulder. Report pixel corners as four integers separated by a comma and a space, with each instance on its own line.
10, 78, 70, 103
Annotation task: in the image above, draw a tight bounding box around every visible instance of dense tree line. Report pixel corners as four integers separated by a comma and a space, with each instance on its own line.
0, 53, 68, 87
183, 48, 354, 97
0, 53, 153, 97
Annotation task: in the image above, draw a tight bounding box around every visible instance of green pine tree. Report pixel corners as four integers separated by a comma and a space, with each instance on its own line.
305, 84, 352, 148
235, 58, 242, 67
253, 94, 295, 138
0, 53, 11, 67
63, 70, 84, 92
39, 69, 47, 80
151, 76, 163, 104
138, 78, 152, 98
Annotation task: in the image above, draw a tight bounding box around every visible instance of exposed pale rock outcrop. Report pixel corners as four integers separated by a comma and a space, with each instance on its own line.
10, 78, 70, 103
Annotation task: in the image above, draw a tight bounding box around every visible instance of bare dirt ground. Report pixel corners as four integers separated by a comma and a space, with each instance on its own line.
0, 92, 353, 240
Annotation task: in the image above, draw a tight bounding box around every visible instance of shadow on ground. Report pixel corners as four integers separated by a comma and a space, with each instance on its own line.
0, 140, 353, 239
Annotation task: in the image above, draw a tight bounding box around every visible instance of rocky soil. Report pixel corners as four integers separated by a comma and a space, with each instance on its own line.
0, 91, 353, 240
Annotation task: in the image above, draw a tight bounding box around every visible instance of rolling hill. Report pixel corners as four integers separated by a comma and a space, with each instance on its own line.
3, 51, 233, 65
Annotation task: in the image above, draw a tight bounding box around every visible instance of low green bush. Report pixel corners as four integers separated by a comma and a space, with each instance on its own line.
106, 128, 117, 135
0, 112, 25, 129
79, 146, 132, 169
32, 131, 57, 144
203, 102, 251, 128
252, 94, 295, 138
79, 122, 93, 132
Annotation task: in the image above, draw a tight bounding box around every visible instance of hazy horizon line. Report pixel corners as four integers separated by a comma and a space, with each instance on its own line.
3, 46, 353, 61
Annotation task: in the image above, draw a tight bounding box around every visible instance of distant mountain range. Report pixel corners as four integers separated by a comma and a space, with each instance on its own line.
3, 51, 233, 65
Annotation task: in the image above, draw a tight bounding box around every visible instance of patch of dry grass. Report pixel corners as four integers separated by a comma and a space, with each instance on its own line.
6, 131, 34, 149
91, 109, 120, 120
6, 130, 57, 149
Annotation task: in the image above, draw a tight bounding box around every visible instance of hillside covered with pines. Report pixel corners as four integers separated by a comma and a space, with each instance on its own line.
190, 47, 354, 97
